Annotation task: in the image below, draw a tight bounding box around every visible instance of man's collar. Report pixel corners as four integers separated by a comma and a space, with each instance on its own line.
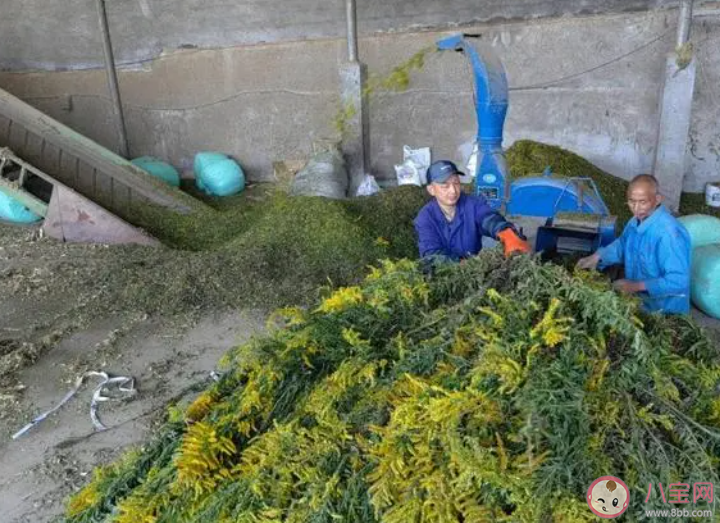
430, 193, 465, 222
635, 204, 665, 232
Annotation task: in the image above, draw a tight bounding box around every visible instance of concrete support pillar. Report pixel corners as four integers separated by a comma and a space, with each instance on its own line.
340, 0, 369, 197
652, 0, 696, 212
340, 63, 369, 197
95, 0, 129, 158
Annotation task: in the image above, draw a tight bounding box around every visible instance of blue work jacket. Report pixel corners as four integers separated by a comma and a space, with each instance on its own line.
414, 193, 511, 261
598, 205, 691, 314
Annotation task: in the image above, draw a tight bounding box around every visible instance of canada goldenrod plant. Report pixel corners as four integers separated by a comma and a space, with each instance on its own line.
64, 252, 720, 522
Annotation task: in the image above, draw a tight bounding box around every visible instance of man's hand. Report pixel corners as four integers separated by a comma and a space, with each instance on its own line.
576, 253, 600, 270
612, 279, 646, 294
497, 228, 531, 257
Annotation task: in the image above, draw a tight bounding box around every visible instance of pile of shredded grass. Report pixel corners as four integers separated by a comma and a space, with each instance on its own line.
1, 186, 430, 317
63, 252, 720, 522
122, 186, 428, 311
680, 191, 720, 219
506, 140, 720, 225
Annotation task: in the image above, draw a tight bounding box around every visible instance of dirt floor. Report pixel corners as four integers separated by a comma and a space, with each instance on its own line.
0, 218, 718, 523
0, 308, 267, 523
0, 221, 269, 522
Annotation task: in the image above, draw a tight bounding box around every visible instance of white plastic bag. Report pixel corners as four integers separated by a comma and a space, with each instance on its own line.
290, 146, 348, 199
395, 145, 431, 186
356, 174, 381, 196
706, 183, 720, 208
394, 163, 421, 186
465, 142, 479, 179
403, 146, 431, 185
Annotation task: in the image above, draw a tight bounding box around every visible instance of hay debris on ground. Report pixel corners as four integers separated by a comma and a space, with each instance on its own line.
0, 186, 429, 392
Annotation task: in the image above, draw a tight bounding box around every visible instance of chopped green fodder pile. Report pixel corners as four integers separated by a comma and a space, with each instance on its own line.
124, 187, 429, 311
1, 186, 429, 319
63, 253, 720, 523
680, 191, 720, 219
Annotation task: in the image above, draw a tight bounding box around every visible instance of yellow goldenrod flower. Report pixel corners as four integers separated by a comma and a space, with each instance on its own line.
316, 286, 363, 313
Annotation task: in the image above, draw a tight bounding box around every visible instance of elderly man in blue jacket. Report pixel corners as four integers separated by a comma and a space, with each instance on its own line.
576, 174, 691, 314
414, 160, 530, 264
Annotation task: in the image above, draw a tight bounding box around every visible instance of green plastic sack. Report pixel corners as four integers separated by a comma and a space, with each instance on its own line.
691, 244, 720, 319
678, 214, 720, 249
131, 156, 181, 187
0, 191, 41, 223
194, 152, 245, 197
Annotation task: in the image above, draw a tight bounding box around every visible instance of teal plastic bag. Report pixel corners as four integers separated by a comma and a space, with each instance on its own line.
691, 244, 720, 319
0, 191, 42, 223
131, 156, 181, 187
194, 152, 245, 197
678, 214, 720, 249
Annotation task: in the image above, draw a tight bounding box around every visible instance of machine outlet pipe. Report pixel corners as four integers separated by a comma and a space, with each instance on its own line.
677, 0, 694, 47
437, 34, 510, 208
96, 0, 130, 158
346, 0, 359, 62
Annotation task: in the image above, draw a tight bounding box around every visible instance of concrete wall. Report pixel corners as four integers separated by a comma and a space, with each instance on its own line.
688, 14, 720, 192
0, 3, 719, 194
1, 0, 677, 71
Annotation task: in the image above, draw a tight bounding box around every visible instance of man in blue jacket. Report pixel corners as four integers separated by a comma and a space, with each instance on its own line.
414, 160, 530, 264
576, 174, 691, 314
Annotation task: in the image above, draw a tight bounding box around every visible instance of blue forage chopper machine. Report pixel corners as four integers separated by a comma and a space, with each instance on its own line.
436, 34, 617, 256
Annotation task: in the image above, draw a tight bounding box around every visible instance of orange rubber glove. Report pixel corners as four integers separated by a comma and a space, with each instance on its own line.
497, 228, 531, 257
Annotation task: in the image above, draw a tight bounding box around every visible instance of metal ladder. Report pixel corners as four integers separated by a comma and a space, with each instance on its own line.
0, 147, 51, 218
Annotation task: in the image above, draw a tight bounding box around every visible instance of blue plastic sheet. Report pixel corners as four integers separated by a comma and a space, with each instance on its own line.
691, 244, 720, 319
131, 156, 181, 187
0, 191, 41, 223
194, 152, 245, 197
678, 214, 720, 249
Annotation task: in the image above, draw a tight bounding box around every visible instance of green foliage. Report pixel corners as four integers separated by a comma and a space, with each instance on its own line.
63, 253, 720, 522
64, 425, 185, 522
334, 47, 435, 138
344, 186, 430, 260
680, 191, 720, 220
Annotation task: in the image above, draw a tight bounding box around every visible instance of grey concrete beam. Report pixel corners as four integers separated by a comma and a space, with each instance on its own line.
95, 0, 130, 158
653, 58, 697, 211
0, 88, 203, 213
340, 62, 370, 196
653, 0, 696, 211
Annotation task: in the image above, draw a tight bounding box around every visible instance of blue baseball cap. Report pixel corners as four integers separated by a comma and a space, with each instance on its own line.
426, 160, 462, 184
